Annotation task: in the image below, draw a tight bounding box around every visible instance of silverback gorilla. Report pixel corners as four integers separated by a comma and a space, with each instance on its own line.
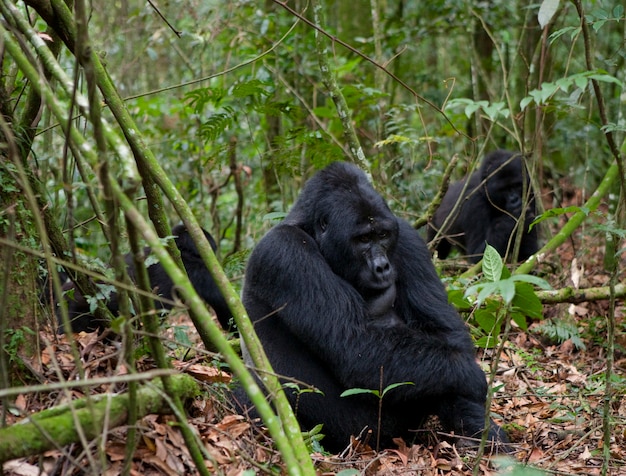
238, 162, 507, 452
58, 224, 233, 334
428, 150, 538, 263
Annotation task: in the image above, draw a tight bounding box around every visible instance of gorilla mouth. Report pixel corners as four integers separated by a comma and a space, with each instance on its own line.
360, 277, 395, 295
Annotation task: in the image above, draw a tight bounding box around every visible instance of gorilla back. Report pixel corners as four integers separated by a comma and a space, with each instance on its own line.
58, 224, 233, 334
239, 162, 507, 452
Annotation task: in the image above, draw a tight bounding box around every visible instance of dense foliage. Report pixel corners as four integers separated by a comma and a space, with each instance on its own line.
0, 0, 624, 474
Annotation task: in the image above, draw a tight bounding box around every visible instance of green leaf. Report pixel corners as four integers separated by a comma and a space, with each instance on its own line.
476, 335, 499, 349
475, 282, 500, 306
381, 381, 415, 397
538, 0, 560, 28
482, 245, 503, 282
336, 470, 360, 476
198, 109, 235, 142
340, 388, 380, 398
511, 310, 529, 331
231, 79, 270, 98
262, 211, 287, 221
594, 223, 626, 238
530, 205, 589, 228
475, 307, 498, 334
374, 134, 415, 148
448, 288, 471, 308
588, 73, 623, 86
483, 102, 510, 121
499, 279, 516, 305
549, 26, 580, 44
520, 96, 534, 110
510, 274, 552, 289
512, 282, 544, 320
173, 326, 193, 347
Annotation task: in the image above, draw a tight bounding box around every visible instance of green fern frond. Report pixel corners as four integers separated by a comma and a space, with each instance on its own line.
231, 79, 270, 99
184, 87, 226, 114
198, 108, 234, 142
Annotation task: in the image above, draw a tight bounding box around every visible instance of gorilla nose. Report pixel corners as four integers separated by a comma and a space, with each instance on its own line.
373, 257, 392, 280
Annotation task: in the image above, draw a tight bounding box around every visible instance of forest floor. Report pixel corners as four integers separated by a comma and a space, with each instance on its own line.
3, 190, 626, 476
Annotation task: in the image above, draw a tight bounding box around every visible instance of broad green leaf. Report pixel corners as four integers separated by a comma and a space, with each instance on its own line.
510, 274, 552, 290
448, 288, 471, 308
588, 73, 623, 86
511, 311, 529, 331
482, 245, 503, 282
538, 0, 560, 29
574, 75, 588, 89
483, 102, 510, 121
499, 279, 516, 305
520, 96, 534, 110
476, 282, 500, 306
476, 335, 499, 349
464, 102, 482, 118
512, 282, 543, 320
475, 308, 498, 334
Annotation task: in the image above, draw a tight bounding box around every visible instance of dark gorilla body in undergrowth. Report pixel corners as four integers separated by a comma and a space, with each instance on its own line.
58, 224, 233, 334
428, 150, 538, 263
238, 162, 507, 452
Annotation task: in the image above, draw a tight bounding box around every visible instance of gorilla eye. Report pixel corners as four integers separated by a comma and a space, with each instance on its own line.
379, 231, 388, 239
359, 235, 372, 243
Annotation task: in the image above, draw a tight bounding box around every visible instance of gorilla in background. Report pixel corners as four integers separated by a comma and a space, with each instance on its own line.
236, 162, 507, 453
58, 224, 233, 334
428, 150, 538, 263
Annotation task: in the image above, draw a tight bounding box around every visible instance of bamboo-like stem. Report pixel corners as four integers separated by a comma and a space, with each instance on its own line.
312, 0, 368, 169
1, 5, 313, 472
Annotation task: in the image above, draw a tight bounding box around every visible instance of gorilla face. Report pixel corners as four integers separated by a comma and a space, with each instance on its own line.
483, 152, 528, 215
348, 215, 397, 295
312, 177, 399, 298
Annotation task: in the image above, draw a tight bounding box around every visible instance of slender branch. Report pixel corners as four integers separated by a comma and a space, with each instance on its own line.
312, 0, 366, 167
572, 0, 626, 196
147, 0, 182, 37
514, 162, 619, 275
453, 283, 626, 312
414, 154, 461, 229
272, 0, 469, 141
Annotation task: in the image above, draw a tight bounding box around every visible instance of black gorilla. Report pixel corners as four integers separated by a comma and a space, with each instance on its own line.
428, 150, 538, 263
238, 162, 506, 452
58, 224, 233, 334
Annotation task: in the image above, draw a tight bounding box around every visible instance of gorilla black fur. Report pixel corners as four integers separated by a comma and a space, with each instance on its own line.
59, 224, 233, 334
238, 162, 506, 452
428, 150, 538, 263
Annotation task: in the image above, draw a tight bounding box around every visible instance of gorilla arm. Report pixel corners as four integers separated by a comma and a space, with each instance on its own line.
243, 223, 487, 404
